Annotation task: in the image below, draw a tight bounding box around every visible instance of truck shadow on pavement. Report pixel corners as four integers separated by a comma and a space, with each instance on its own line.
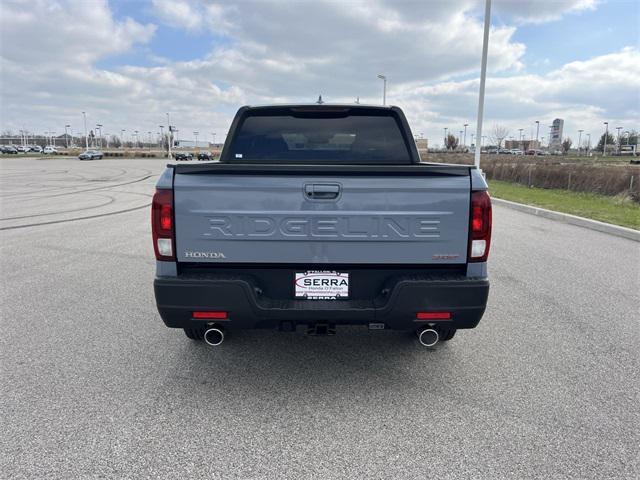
163, 327, 462, 396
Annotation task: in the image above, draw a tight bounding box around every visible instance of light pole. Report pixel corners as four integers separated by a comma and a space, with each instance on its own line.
64, 124, 70, 148
96, 124, 103, 149
166, 113, 172, 158
577, 130, 583, 155
211, 132, 216, 147
459, 131, 463, 150
463, 123, 468, 148
616, 126, 622, 153
377, 74, 387, 105
51, 131, 56, 147
602, 122, 608, 156
159, 125, 164, 150
586, 133, 591, 155
148, 131, 152, 150
535, 121, 540, 154
82, 112, 88, 150
444, 127, 448, 149
518, 128, 524, 150
473, 0, 491, 169
134, 130, 139, 148
121, 129, 126, 148
471, 133, 475, 147
194, 131, 199, 149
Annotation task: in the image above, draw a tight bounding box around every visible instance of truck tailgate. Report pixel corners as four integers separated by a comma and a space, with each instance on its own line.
173, 168, 470, 265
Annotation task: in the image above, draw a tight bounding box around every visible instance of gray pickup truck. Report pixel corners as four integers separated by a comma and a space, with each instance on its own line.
152, 104, 491, 347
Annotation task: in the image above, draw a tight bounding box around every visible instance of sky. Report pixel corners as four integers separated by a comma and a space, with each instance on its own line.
0, 0, 638, 148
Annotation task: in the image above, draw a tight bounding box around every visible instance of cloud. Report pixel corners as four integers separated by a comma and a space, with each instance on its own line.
493, 0, 597, 24
395, 47, 640, 146
151, 0, 203, 31
0, 0, 636, 149
0, 0, 156, 65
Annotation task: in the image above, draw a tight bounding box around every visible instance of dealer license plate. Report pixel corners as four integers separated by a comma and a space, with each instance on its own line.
294, 271, 349, 300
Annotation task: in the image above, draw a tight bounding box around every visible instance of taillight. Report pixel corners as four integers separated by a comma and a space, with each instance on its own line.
152, 189, 175, 261
468, 190, 492, 262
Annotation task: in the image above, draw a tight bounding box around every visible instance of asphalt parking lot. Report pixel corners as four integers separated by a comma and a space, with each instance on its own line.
1, 157, 639, 479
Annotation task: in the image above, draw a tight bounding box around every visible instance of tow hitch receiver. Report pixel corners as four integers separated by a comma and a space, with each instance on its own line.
307, 323, 336, 336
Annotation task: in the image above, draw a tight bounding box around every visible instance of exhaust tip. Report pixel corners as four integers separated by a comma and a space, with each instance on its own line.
418, 328, 439, 347
204, 328, 224, 346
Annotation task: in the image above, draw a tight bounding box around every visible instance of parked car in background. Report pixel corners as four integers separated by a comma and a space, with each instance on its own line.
78, 150, 103, 160
16, 145, 30, 153
197, 151, 213, 161
510, 149, 524, 155
43, 146, 58, 155
173, 152, 193, 161
29, 145, 43, 153
497, 148, 510, 154
1, 145, 19, 154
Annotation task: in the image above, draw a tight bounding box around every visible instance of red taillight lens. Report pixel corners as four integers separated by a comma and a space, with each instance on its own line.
416, 312, 452, 320
192, 311, 228, 319
468, 190, 492, 262
152, 189, 175, 261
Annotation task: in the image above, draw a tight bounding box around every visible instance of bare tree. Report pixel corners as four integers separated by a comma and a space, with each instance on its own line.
446, 133, 459, 151
561, 138, 572, 155
491, 125, 509, 148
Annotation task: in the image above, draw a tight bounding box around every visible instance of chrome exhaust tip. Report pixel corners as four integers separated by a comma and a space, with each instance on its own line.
204, 327, 224, 346
418, 328, 439, 347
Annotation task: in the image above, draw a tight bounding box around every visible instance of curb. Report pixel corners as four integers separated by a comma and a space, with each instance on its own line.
492, 198, 640, 242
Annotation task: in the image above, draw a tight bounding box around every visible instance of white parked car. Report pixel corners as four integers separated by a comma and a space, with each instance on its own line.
30, 145, 43, 153
43, 146, 58, 155
510, 149, 524, 155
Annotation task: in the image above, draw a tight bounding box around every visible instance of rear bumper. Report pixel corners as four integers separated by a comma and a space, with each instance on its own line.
154, 272, 489, 331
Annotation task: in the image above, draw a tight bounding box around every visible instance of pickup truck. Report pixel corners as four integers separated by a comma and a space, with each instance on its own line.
152, 104, 491, 347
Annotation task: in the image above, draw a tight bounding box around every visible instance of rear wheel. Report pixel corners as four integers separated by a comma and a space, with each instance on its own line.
437, 327, 456, 341
183, 327, 204, 340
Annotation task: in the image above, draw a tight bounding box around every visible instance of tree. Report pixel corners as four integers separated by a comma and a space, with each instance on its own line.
561, 138, 572, 155
596, 132, 615, 153
491, 125, 509, 148
446, 133, 459, 151
110, 135, 121, 148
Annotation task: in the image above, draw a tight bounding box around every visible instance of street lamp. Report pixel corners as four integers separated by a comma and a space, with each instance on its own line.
444, 127, 448, 149
166, 113, 172, 158
586, 133, 591, 155
64, 124, 70, 148
194, 131, 199, 149
577, 130, 583, 155
159, 125, 164, 150
134, 130, 139, 148
518, 128, 524, 150
535, 121, 540, 154
377, 74, 387, 106
463, 123, 468, 148
148, 131, 152, 150
96, 124, 103, 149
82, 112, 88, 150
121, 129, 126, 148
616, 126, 622, 153
603, 122, 608, 157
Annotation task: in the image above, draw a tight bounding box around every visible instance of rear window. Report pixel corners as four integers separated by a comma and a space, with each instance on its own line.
227, 109, 412, 164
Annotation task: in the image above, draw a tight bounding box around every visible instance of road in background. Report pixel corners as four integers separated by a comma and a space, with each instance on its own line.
1, 158, 638, 479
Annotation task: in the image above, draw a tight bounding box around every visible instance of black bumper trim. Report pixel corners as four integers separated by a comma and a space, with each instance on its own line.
154, 272, 489, 331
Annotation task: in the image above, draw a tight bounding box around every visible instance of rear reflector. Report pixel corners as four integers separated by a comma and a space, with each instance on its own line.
468, 190, 492, 262
192, 311, 228, 319
416, 312, 452, 320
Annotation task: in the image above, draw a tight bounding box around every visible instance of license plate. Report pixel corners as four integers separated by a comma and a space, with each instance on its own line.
295, 271, 349, 300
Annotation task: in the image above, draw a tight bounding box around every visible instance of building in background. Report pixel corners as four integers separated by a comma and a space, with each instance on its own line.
504, 139, 541, 151
550, 118, 564, 149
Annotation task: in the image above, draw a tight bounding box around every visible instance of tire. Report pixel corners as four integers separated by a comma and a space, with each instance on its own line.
184, 328, 204, 340
437, 327, 457, 341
